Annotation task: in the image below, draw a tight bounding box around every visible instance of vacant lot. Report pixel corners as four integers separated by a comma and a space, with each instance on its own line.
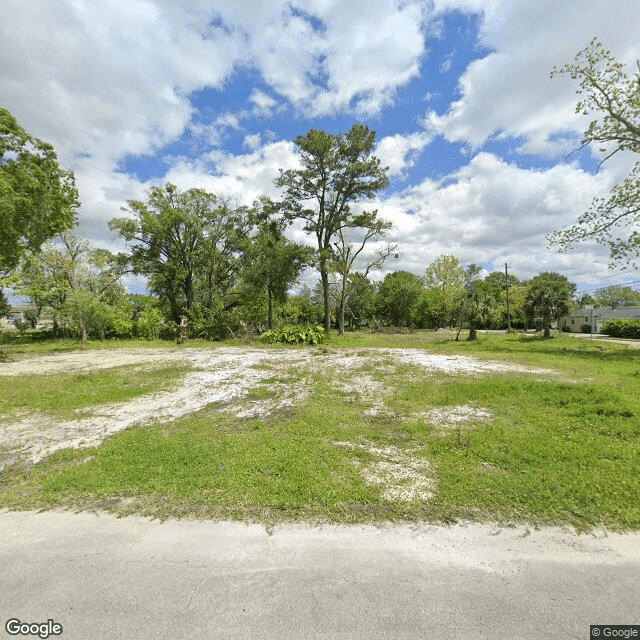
0, 333, 638, 531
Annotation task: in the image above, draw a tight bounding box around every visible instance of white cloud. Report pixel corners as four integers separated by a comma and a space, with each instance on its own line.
243, 133, 262, 150
427, 0, 640, 156
1, 0, 240, 166
376, 152, 616, 282
163, 140, 300, 205
249, 89, 279, 114
376, 132, 432, 178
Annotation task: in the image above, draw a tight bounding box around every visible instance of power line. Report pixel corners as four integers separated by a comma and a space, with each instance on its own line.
577, 279, 640, 293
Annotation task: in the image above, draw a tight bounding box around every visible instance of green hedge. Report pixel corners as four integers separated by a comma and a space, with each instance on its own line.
600, 318, 640, 339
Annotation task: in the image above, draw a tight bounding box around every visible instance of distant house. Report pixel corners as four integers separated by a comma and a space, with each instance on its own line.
0, 305, 29, 329
0, 306, 54, 330
566, 305, 640, 333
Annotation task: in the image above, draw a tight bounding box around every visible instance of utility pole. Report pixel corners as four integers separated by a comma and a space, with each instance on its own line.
505, 262, 511, 333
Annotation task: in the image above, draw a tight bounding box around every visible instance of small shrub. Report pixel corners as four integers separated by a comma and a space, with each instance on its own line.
259, 325, 325, 345
580, 324, 591, 334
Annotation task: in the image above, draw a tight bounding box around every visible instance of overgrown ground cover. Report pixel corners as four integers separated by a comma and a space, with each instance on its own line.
0, 332, 638, 531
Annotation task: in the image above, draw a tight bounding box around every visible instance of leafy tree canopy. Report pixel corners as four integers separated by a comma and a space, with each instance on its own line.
548, 38, 640, 265
594, 284, 640, 308
111, 184, 250, 325
525, 271, 576, 337
0, 107, 79, 274
376, 270, 423, 327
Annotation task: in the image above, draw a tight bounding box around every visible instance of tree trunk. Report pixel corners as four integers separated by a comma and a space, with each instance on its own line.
321, 268, 331, 336
338, 301, 345, 336
268, 286, 273, 330
467, 321, 477, 341
337, 275, 347, 336
543, 312, 551, 338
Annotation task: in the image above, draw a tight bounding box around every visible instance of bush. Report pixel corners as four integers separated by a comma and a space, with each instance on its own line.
620, 321, 640, 339
580, 324, 591, 333
601, 318, 640, 338
259, 325, 325, 345
134, 308, 164, 340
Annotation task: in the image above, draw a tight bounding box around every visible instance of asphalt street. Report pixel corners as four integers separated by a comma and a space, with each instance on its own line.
1, 510, 638, 640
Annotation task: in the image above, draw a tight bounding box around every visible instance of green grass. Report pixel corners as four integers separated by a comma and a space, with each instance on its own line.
0, 331, 638, 531
0, 336, 219, 358
0, 364, 193, 420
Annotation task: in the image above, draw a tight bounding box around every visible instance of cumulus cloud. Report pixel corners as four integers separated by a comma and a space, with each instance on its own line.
376, 152, 615, 281
162, 140, 300, 206
427, 0, 640, 156
376, 132, 432, 178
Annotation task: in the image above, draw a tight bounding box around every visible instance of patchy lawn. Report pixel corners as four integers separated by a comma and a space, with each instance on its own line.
0, 333, 638, 531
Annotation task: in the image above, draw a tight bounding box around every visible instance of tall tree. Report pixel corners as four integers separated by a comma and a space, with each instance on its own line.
241, 198, 312, 329
483, 270, 521, 328
548, 38, 640, 265
14, 233, 129, 343
276, 124, 389, 335
456, 266, 502, 341
524, 272, 576, 338
0, 288, 10, 319
339, 273, 377, 330
0, 107, 79, 275
110, 184, 250, 325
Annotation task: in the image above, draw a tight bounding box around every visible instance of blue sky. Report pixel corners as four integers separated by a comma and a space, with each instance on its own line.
2, 0, 640, 293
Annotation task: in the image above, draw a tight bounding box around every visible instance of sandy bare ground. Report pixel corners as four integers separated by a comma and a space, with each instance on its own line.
0, 347, 554, 496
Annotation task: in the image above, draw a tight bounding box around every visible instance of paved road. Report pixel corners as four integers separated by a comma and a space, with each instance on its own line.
564, 332, 640, 347
1, 511, 638, 640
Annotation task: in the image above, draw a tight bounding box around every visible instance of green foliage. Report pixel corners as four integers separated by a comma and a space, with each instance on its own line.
330, 220, 395, 335
549, 38, 640, 265
129, 294, 164, 340
111, 184, 251, 324
460, 274, 503, 341
376, 271, 424, 327
594, 285, 640, 309
601, 318, 640, 338
280, 287, 323, 326
0, 107, 79, 274
423, 255, 466, 328
189, 303, 245, 341
0, 288, 10, 318
259, 324, 325, 345
276, 124, 389, 334
240, 198, 312, 329
524, 272, 576, 338
339, 273, 378, 330
12, 233, 131, 343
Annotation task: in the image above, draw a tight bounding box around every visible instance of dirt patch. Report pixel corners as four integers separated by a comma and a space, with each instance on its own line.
332, 440, 435, 501
0, 346, 553, 471
416, 405, 492, 435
